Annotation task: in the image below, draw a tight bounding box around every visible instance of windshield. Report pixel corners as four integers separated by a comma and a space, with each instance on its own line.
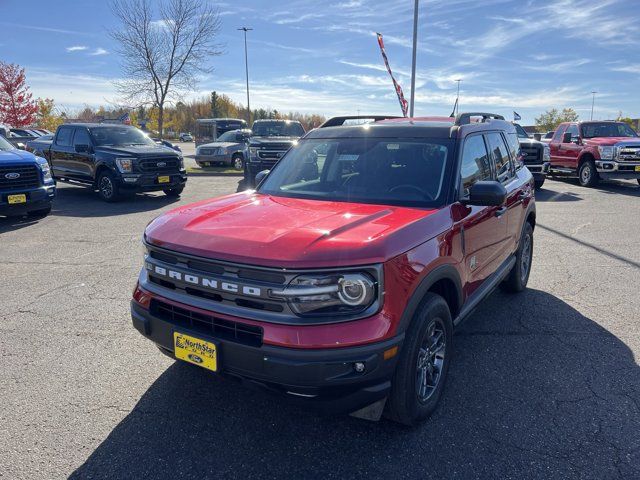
513, 124, 530, 139
217, 131, 240, 142
258, 138, 453, 208
0, 135, 15, 150
581, 122, 638, 138
89, 126, 156, 146
252, 121, 305, 137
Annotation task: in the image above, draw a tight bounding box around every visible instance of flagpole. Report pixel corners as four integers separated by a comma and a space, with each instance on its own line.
409, 0, 419, 118
455, 79, 461, 116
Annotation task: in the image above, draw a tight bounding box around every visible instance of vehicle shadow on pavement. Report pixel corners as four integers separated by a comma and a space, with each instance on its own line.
69, 289, 639, 479
50, 184, 181, 218
0, 216, 42, 234
535, 188, 583, 202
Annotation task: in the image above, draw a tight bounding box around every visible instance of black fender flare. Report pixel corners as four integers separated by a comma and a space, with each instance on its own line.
396, 263, 463, 334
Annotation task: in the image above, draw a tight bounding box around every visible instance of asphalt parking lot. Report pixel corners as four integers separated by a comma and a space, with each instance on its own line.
1, 177, 639, 479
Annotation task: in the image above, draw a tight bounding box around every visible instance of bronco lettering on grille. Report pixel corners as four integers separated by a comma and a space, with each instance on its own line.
146, 261, 262, 297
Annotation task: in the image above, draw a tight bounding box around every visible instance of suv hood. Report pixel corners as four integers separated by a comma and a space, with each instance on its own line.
583, 137, 640, 146
96, 144, 180, 157
145, 192, 449, 268
0, 149, 37, 163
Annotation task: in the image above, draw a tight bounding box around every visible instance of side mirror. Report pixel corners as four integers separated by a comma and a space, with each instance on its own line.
75, 144, 91, 153
463, 181, 507, 207
255, 169, 270, 185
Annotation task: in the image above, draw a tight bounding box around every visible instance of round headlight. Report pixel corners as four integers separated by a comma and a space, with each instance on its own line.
338, 274, 374, 306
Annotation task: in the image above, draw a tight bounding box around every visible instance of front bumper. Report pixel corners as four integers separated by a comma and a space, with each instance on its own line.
119, 172, 187, 192
526, 162, 550, 179
131, 298, 402, 414
0, 184, 55, 216
195, 154, 233, 166
595, 160, 640, 179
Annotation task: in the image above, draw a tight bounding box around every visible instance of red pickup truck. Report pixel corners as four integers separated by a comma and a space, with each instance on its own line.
131, 113, 536, 425
549, 121, 640, 187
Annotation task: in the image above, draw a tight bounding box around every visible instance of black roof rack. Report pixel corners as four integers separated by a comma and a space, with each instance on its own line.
319, 115, 402, 128
454, 112, 505, 126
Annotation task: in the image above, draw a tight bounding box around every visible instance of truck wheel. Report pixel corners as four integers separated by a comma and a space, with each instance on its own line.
232, 154, 244, 170
163, 186, 184, 197
386, 293, 452, 426
97, 171, 121, 202
502, 221, 533, 293
578, 160, 599, 187
534, 178, 545, 190
27, 206, 52, 218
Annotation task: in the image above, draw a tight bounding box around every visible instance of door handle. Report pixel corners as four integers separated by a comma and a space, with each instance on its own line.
495, 206, 507, 217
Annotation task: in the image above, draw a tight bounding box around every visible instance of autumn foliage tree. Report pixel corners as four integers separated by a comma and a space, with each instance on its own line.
0, 62, 38, 127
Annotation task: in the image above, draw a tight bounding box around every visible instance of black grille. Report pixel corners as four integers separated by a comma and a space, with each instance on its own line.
139, 158, 180, 173
0, 164, 40, 190
151, 300, 263, 347
199, 148, 218, 156
520, 145, 542, 165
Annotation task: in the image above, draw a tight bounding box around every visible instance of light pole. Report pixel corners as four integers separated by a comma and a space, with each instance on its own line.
590, 91, 597, 120
238, 27, 253, 125
409, 0, 419, 117
455, 79, 462, 115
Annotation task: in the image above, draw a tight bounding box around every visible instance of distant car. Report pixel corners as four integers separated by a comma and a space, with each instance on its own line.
195, 128, 252, 170
25, 134, 54, 154
10, 128, 39, 138
179, 133, 193, 142
152, 138, 182, 153
32, 128, 53, 136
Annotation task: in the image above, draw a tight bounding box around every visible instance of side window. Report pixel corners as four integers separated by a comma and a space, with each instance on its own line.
73, 128, 91, 147
552, 125, 567, 143
56, 127, 73, 147
505, 132, 522, 169
460, 135, 491, 196
564, 124, 579, 142
486, 132, 514, 183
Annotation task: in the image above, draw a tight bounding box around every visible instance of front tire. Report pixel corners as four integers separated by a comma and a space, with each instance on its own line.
502, 221, 534, 293
163, 186, 184, 197
97, 170, 121, 202
578, 159, 599, 187
534, 178, 545, 190
232, 154, 244, 170
386, 293, 452, 426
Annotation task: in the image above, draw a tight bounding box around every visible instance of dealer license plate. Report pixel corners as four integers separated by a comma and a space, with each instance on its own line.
158, 175, 170, 183
635, 166, 640, 172
8, 194, 27, 204
174, 332, 218, 371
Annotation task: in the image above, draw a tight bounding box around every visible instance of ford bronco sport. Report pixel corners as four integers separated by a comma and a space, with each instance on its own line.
132, 113, 536, 425
548, 120, 640, 187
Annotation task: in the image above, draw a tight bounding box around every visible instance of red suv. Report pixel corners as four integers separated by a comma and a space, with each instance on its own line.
549, 121, 640, 187
131, 113, 536, 425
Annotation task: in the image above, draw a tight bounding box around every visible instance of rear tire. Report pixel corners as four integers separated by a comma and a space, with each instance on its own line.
97, 170, 121, 202
386, 293, 452, 426
534, 178, 545, 190
578, 159, 599, 187
502, 221, 533, 293
163, 186, 184, 197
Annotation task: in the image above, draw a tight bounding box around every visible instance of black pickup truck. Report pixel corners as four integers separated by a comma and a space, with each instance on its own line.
31, 123, 187, 202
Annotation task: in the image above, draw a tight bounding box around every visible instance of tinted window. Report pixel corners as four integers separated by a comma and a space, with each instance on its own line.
513, 124, 529, 139
564, 124, 579, 141
581, 122, 638, 138
486, 133, 513, 183
552, 125, 567, 143
73, 128, 91, 146
89, 126, 155, 146
505, 133, 521, 165
252, 121, 305, 137
460, 135, 491, 195
259, 138, 453, 207
56, 127, 73, 146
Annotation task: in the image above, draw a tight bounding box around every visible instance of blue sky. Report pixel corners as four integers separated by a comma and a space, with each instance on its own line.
2, 0, 639, 125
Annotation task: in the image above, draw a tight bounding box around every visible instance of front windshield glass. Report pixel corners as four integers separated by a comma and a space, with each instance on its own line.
581, 122, 638, 138
252, 121, 304, 137
0, 135, 15, 150
514, 124, 530, 139
258, 138, 453, 208
89, 126, 156, 146
217, 131, 239, 142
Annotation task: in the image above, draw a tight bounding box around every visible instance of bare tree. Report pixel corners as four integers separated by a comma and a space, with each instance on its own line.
110, 0, 222, 136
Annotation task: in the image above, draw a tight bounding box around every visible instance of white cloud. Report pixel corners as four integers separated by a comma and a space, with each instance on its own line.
66, 46, 88, 52
90, 48, 109, 56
